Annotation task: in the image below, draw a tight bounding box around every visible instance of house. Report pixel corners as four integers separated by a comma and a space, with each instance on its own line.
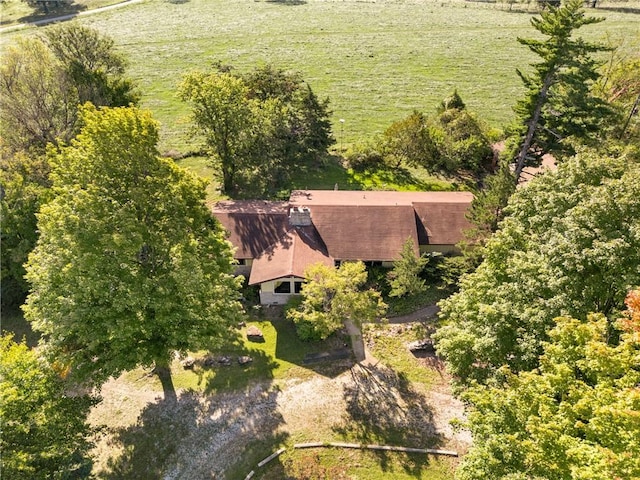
212, 190, 473, 304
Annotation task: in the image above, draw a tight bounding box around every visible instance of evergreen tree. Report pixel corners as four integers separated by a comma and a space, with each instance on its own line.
511, 0, 612, 182
388, 238, 428, 298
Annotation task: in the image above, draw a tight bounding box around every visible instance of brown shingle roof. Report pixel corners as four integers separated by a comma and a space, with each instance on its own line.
290, 190, 473, 251
413, 200, 473, 245
212, 201, 289, 259
308, 205, 419, 261
248, 226, 333, 285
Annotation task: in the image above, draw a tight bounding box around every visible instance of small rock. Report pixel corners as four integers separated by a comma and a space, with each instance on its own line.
408, 339, 436, 353
203, 355, 216, 367
238, 355, 253, 365
217, 355, 232, 366
237, 320, 247, 328
246, 325, 264, 340
181, 356, 196, 369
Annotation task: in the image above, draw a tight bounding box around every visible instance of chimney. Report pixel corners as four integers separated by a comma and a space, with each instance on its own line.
289, 206, 312, 226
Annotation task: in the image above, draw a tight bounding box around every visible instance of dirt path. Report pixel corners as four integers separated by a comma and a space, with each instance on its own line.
91, 356, 469, 479
388, 304, 440, 323
0, 0, 144, 34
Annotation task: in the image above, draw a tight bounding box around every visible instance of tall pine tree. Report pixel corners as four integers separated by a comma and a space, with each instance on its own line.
511, 0, 612, 182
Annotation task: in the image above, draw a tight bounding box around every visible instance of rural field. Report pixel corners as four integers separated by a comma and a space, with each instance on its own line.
2, 0, 637, 152
2, 1, 639, 478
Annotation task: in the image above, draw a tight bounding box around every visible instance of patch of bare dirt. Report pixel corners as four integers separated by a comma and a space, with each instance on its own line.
90, 326, 470, 479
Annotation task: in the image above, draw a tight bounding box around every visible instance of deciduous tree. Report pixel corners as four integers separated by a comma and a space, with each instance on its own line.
179, 64, 333, 198
0, 26, 138, 154
0, 335, 95, 479
0, 37, 78, 153
0, 150, 52, 307
434, 147, 640, 387
457, 298, 640, 480
23, 106, 244, 401
43, 22, 140, 108
288, 262, 387, 346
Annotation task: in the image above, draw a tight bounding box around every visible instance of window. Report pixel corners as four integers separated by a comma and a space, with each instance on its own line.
294, 281, 303, 294
274, 281, 291, 294
236, 258, 246, 266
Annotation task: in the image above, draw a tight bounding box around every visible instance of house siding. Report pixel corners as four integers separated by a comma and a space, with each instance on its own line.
259, 277, 303, 305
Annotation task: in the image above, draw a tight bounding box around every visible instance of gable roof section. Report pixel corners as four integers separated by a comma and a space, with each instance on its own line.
290, 190, 473, 251
308, 204, 419, 261
413, 199, 473, 245
248, 226, 333, 285
212, 201, 289, 259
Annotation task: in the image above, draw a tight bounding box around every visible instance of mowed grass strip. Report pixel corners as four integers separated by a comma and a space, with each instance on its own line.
23, 0, 632, 152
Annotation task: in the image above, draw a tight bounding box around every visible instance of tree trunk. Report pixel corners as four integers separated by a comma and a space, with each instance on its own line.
344, 319, 366, 363
514, 72, 555, 183
155, 358, 177, 403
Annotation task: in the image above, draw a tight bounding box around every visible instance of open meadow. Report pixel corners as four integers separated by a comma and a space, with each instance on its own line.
3, 0, 637, 152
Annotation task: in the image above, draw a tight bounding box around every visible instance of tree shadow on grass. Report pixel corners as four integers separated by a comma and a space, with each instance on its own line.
99, 387, 288, 479
15, 1, 86, 25
332, 363, 442, 476
267, 306, 355, 379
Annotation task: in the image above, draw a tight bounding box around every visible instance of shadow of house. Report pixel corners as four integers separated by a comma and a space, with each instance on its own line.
333, 363, 442, 476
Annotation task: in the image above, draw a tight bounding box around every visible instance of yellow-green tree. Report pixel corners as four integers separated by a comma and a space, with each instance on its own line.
457, 294, 640, 480
23, 106, 244, 402
0, 336, 95, 479
288, 262, 386, 343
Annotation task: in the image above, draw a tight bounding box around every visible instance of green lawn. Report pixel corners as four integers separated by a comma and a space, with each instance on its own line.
3, 0, 636, 154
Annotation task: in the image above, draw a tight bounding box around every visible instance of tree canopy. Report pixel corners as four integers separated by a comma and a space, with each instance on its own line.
434, 147, 640, 387
457, 296, 640, 480
287, 261, 387, 342
0, 335, 95, 479
378, 92, 492, 176
179, 64, 334, 198
510, 0, 612, 182
387, 238, 428, 298
0, 25, 138, 154
23, 105, 244, 401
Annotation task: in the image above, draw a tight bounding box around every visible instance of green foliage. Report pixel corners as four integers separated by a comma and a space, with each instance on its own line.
377, 93, 492, 176
465, 159, 517, 241
381, 110, 439, 169
457, 305, 640, 480
388, 238, 428, 298
288, 262, 387, 341
0, 335, 96, 479
597, 49, 640, 145
434, 147, 640, 387
43, 22, 140, 108
344, 139, 386, 172
0, 151, 52, 307
511, 0, 613, 180
434, 106, 493, 173
179, 64, 334, 198
0, 37, 79, 152
0, 27, 138, 154
23, 105, 244, 394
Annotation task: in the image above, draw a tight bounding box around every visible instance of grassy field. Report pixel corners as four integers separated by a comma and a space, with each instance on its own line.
3, 0, 637, 153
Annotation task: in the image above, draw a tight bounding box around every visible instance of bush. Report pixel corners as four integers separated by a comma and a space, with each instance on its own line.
345, 140, 386, 172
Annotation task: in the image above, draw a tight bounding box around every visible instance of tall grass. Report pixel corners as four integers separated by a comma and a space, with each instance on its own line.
6, 0, 630, 152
